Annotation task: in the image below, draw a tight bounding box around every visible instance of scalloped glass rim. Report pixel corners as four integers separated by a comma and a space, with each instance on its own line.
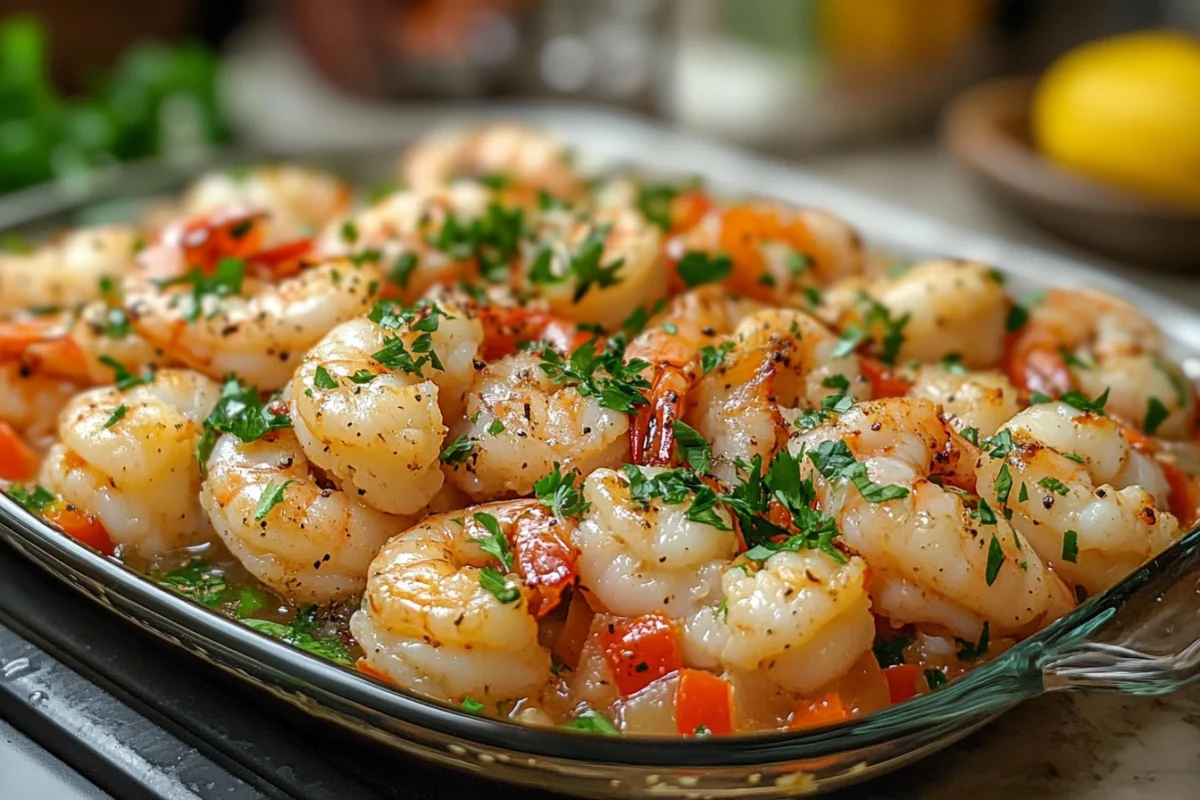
2, 493, 1196, 768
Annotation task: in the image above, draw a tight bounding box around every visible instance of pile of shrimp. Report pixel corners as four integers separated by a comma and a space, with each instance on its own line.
2, 122, 1198, 737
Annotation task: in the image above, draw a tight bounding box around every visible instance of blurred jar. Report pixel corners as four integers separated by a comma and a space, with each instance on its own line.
287, 0, 670, 111
665, 0, 997, 153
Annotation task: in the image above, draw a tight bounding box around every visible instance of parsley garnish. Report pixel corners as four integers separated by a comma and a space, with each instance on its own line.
985, 533, 1004, 586
1033, 388, 1110, 415
1144, 397, 1169, 436
699, 341, 734, 374
7, 484, 56, 514
1037, 476, 1070, 496
254, 479, 293, 522
313, 366, 339, 390
1018, 482, 1029, 503
439, 435, 475, 465
534, 463, 590, 519
196, 376, 292, 475
486, 418, 506, 436
156, 257, 246, 322
956, 622, 990, 661
461, 697, 486, 714
1005, 291, 1044, 333
623, 465, 729, 530
731, 451, 845, 564
1062, 529, 1079, 563
98, 356, 153, 390
473, 512, 513, 571
807, 440, 909, 503
242, 605, 353, 666
981, 429, 1013, 459
538, 338, 650, 413
787, 251, 810, 277
561, 708, 620, 735
102, 404, 128, 428
100, 307, 132, 339
564, 225, 625, 302
960, 426, 980, 446
386, 252, 418, 289
940, 353, 968, 374
873, 636, 913, 668
636, 185, 678, 230
479, 566, 521, 604
672, 420, 712, 474
925, 669, 948, 690
155, 559, 228, 606
676, 251, 733, 288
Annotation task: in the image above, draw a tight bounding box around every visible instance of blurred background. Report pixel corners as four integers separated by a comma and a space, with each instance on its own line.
0, 0, 1198, 267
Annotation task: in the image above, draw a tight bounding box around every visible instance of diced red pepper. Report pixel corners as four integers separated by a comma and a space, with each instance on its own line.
787, 690, 852, 731
859, 356, 911, 399
675, 668, 734, 736
882, 664, 921, 704
599, 613, 682, 696
0, 421, 39, 481
43, 507, 115, 556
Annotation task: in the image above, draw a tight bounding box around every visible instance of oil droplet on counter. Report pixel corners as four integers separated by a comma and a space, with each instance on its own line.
1, 657, 31, 679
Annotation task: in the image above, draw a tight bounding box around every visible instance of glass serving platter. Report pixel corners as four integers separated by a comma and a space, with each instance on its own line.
1, 105, 1199, 798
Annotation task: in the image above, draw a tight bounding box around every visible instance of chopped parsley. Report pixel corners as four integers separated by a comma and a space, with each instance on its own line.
486, 418, 506, 436
940, 353, 968, 374
672, 420, 712, 475
196, 376, 292, 475
960, 426, 981, 446
473, 512, 513, 571
102, 404, 128, 429
155, 559, 228, 606
1005, 291, 1044, 333
564, 225, 625, 302
1018, 482, 1029, 503
1037, 476, 1070, 496
956, 622, 990, 661
873, 636, 913, 668
479, 565, 521, 604
254, 479, 293, 522
242, 605, 353, 666
807, 440, 909, 503
622, 465, 728, 530
561, 708, 620, 735
340, 220, 359, 244
699, 341, 735, 374
386, 252, 418, 289
156, 257, 246, 322
1144, 397, 1169, 436
994, 463, 1012, 505
981, 429, 1014, 459
479, 172, 511, 190
636, 185, 678, 231
7, 484, 56, 514
787, 251, 810, 277
461, 697, 485, 715
730, 451, 845, 564
100, 306, 132, 339
534, 463, 590, 519
1153, 357, 1190, 407
98, 356, 153, 391
925, 669, 948, 690
1062, 530, 1079, 563
439, 435, 475, 465
837, 293, 909, 365
1032, 388, 1110, 416
538, 338, 650, 413
676, 251, 733, 288
976, 498, 998, 526
313, 365, 339, 390
985, 533, 1004, 586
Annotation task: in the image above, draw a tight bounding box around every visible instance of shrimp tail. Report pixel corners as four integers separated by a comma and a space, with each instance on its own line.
631, 366, 688, 466
508, 504, 579, 619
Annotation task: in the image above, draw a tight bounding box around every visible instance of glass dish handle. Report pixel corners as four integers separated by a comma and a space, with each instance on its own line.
1039, 533, 1200, 694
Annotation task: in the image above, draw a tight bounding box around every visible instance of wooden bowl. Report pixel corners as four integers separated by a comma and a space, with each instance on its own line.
942, 76, 1200, 268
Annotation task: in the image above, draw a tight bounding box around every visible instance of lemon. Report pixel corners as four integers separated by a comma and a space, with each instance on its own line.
1032, 31, 1200, 210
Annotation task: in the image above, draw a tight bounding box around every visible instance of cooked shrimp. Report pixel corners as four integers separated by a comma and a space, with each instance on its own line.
976, 401, 1183, 594
38, 369, 220, 556
793, 398, 1068, 639
350, 501, 572, 702
0, 226, 139, 318
843, 260, 1009, 369
401, 123, 586, 202
572, 466, 738, 618
181, 165, 351, 244
289, 300, 483, 516
317, 182, 493, 303
1008, 288, 1195, 438
626, 286, 766, 467
201, 428, 410, 602
667, 201, 865, 305
908, 366, 1021, 438
444, 352, 629, 501
687, 308, 870, 485
682, 550, 875, 696
519, 204, 665, 329
0, 361, 78, 445
126, 258, 382, 390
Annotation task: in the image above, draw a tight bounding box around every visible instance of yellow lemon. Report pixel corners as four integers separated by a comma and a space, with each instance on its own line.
1032, 31, 1200, 210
